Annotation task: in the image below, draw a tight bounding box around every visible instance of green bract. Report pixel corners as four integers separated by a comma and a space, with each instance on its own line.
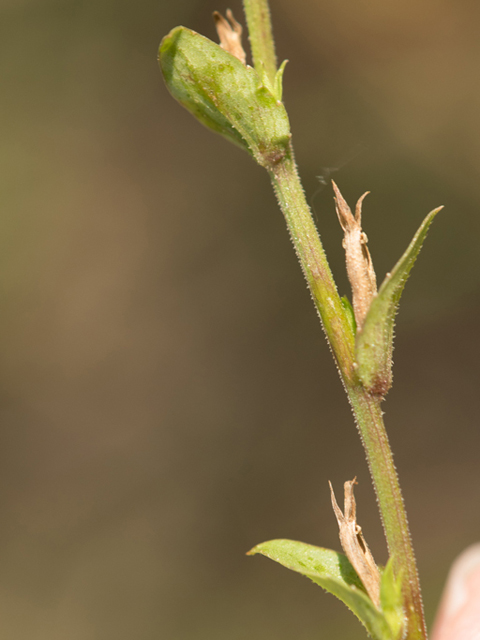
356, 207, 442, 396
159, 26, 291, 168
380, 558, 405, 640
249, 539, 404, 640
341, 295, 357, 336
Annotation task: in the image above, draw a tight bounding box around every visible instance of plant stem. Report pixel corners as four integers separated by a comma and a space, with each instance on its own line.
268, 148, 427, 640
348, 388, 426, 640
267, 148, 356, 379
242, 0, 278, 85
243, 1, 427, 637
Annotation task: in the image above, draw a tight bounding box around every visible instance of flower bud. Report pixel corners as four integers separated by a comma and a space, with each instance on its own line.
159, 26, 291, 168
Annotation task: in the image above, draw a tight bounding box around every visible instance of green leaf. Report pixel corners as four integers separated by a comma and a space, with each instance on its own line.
248, 539, 399, 640
355, 207, 442, 395
159, 27, 292, 168
380, 559, 405, 640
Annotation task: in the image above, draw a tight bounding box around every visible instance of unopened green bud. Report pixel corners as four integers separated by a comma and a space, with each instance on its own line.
159, 26, 291, 168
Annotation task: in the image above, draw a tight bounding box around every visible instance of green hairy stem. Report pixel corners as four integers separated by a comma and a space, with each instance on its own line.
268, 149, 426, 639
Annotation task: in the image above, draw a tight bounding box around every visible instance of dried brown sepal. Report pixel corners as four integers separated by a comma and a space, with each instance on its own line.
332, 181, 377, 329
213, 9, 247, 65
329, 478, 381, 607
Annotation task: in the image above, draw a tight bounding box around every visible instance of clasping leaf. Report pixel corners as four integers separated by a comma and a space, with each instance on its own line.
356, 207, 442, 396
248, 539, 404, 640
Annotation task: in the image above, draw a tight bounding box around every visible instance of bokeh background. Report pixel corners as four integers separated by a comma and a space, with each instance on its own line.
1, 0, 480, 638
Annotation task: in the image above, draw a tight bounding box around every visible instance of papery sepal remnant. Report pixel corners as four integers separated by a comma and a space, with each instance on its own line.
213, 9, 246, 64
329, 478, 381, 607
333, 181, 377, 330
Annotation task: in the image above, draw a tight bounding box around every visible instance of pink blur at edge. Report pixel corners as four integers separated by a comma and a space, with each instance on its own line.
431, 543, 480, 640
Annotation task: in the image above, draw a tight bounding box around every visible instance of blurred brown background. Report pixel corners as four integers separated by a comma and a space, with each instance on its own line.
1, 0, 480, 638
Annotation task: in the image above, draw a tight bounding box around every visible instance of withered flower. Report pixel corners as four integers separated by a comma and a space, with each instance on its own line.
329, 478, 381, 607
332, 181, 377, 329
213, 9, 246, 65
